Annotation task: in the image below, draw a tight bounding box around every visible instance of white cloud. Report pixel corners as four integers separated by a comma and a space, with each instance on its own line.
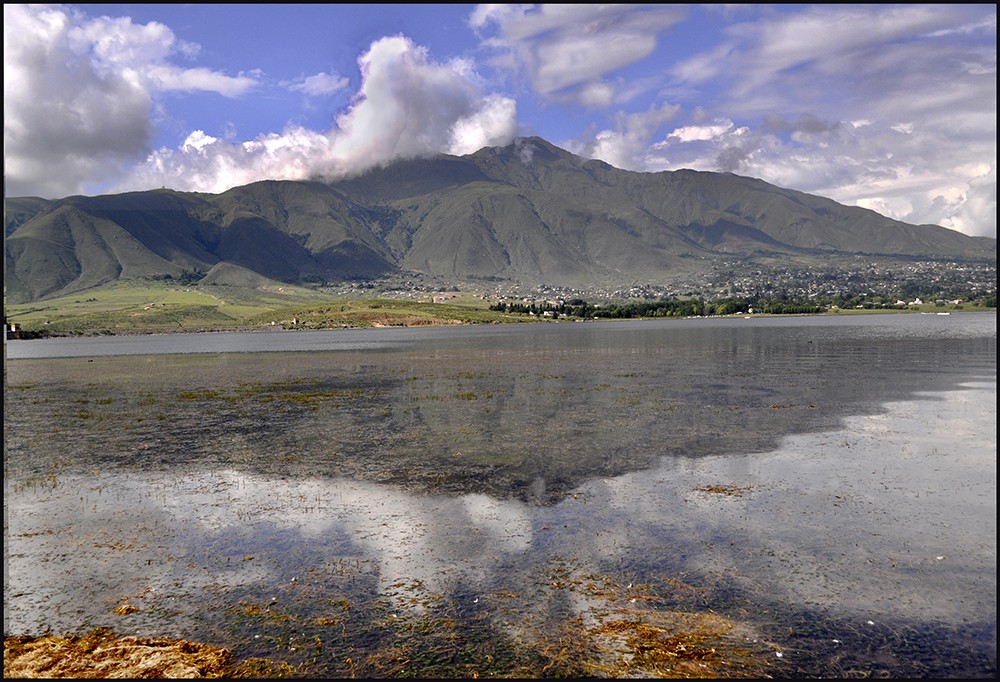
4, 5, 154, 197
566, 104, 681, 171
666, 121, 735, 144
577, 81, 615, 108
474, 4, 685, 104
181, 130, 218, 152
702, 5, 971, 103
288, 71, 350, 97
669, 42, 733, 84
5, 4, 994, 242
147, 65, 256, 96
5, 6, 517, 198
3, 4, 258, 198
467, 3, 534, 34
63, 12, 255, 95
316, 34, 516, 176
905, 163, 997, 238
575, 4, 996, 238
642, 114, 998, 239
324, 36, 484, 165
448, 94, 519, 155
114, 35, 518, 194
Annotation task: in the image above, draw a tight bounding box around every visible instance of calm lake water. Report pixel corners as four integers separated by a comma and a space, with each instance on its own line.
4, 313, 996, 677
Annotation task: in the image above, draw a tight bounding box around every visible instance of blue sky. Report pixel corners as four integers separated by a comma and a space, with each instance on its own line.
4, 4, 996, 237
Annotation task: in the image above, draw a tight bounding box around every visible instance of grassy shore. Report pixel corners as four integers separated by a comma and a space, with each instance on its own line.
4, 280, 993, 337
3, 282, 530, 336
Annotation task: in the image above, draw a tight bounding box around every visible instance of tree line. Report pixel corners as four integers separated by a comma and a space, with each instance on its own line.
490, 297, 825, 318
490, 291, 994, 319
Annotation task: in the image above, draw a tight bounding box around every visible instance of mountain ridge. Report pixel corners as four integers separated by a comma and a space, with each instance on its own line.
4, 136, 995, 304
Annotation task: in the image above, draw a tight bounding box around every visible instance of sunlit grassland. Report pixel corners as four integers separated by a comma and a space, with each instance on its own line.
6, 280, 989, 335
3, 281, 528, 334
4, 281, 319, 333
247, 296, 531, 329
824, 303, 990, 314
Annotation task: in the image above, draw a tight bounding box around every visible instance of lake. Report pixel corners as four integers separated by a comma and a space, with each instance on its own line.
4, 313, 996, 677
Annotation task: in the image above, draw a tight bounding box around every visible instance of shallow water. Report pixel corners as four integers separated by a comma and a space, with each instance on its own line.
4, 313, 996, 677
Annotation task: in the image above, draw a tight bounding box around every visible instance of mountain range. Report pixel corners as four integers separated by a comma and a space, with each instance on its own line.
4, 136, 995, 304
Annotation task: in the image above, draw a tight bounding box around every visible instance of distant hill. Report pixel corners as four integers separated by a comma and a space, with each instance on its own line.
4, 137, 995, 304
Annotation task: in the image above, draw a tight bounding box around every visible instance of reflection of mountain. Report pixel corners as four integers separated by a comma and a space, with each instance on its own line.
5, 137, 995, 303
358, 320, 996, 502
5, 315, 995, 671
5, 388, 994, 677
4, 317, 995, 504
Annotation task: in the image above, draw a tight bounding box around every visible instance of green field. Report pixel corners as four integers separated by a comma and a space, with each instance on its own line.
5, 280, 992, 337
3, 282, 529, 335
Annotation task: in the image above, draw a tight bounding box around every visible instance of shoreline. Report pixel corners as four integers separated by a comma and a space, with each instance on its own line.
6, 307, 995, 342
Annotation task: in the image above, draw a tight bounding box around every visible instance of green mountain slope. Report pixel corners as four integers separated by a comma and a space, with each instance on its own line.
5, 137, 995, 303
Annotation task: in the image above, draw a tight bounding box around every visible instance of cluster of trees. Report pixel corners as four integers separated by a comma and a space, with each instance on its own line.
490, 291, 995, 319
490, 297, 826, 318
147, 270, 205, 285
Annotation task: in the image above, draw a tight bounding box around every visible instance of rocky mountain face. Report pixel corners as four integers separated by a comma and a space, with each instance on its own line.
5, 137, 995, 303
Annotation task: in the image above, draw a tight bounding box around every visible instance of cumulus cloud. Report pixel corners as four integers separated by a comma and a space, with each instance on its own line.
5, 4, 517, 198
647, 120, 759, 174
903, 163, 997, 237
321, 36, 515, 170
472, 4, 685, 105
4, 5, 154, 198
565, 104, 681, 171
6, 4, 994, 240
448, 94, 519, 155
667, 121, 736, 144
115, 35, 517, 194
3, 4, 257, 198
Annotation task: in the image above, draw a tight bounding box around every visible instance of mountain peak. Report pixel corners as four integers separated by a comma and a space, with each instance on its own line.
469, 136, 580, 166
